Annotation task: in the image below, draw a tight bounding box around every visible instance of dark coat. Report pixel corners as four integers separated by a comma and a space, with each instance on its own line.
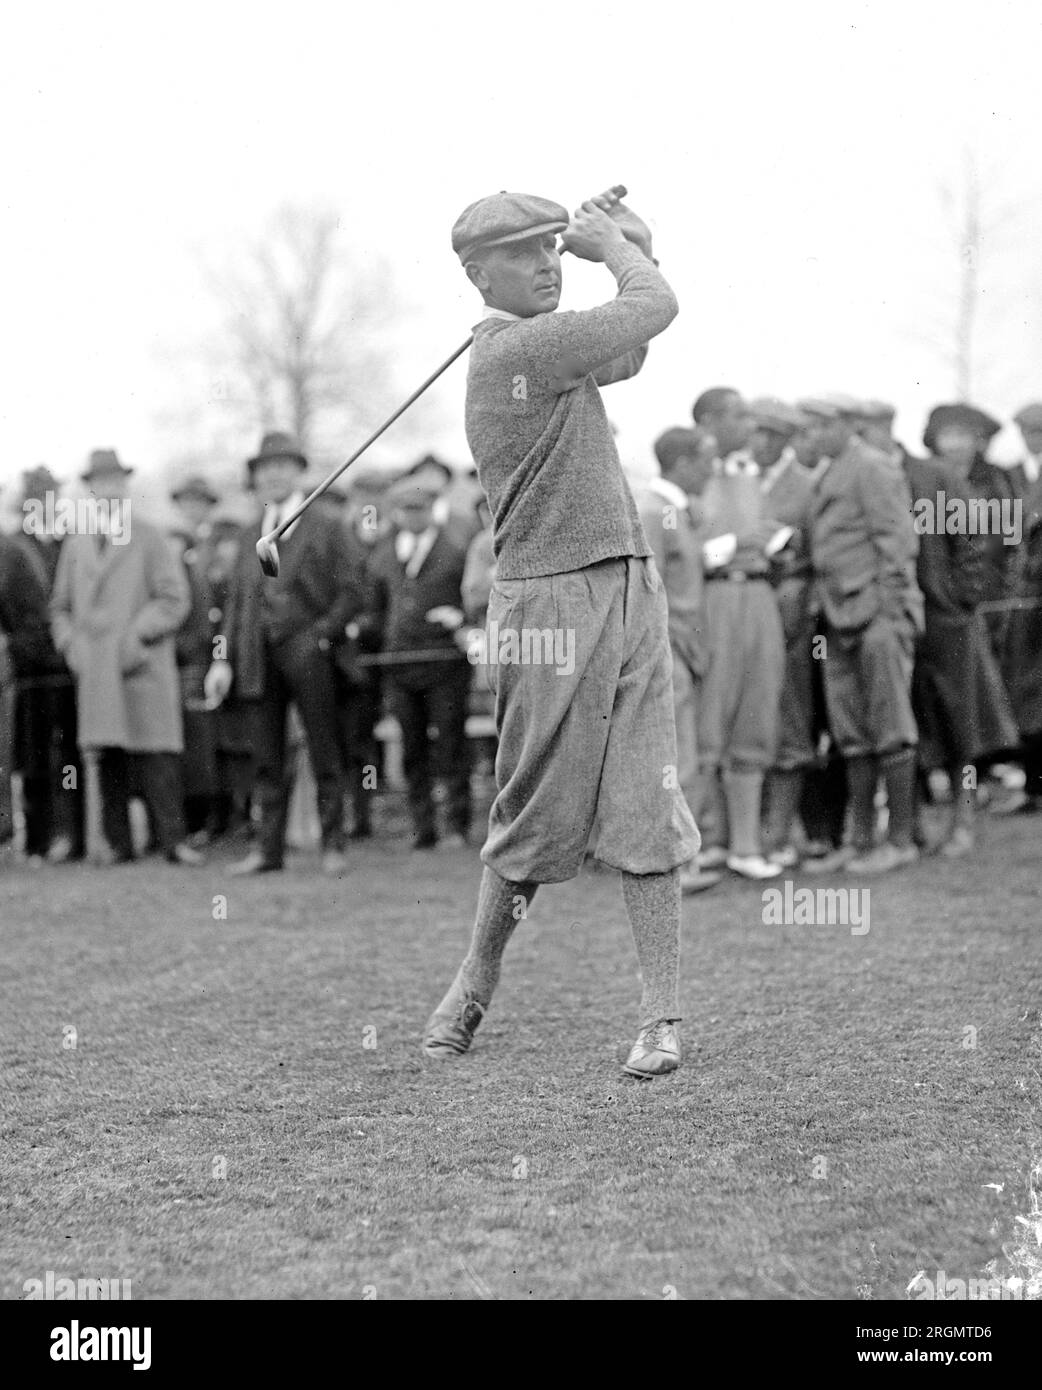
1002, 474, 1042, 738
0, 537, 58, 677
905, 455, 1017, 766
222, 507, 365, 702
364, 527, 471, 689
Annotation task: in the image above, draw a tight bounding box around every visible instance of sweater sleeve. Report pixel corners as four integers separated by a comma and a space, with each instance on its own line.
519, 242, 678, 386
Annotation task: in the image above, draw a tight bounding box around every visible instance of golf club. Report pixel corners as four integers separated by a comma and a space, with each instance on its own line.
255, 184, 630, 576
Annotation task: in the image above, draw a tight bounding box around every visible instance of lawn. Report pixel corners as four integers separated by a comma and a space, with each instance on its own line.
1, 810, 1040, 1301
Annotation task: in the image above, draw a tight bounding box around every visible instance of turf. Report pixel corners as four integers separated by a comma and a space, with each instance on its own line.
1, 813, 1040, 1301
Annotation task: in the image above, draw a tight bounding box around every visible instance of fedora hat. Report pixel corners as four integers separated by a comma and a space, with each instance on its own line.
170, 472, 220, 504
82, 448, 133, 482
247, 431, 308, 473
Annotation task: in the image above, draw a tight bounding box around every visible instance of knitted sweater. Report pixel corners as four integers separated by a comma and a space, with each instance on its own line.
465, 241, 679, 579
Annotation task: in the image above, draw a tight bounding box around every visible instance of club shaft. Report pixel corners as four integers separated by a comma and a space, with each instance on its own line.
270, 335, 474, 540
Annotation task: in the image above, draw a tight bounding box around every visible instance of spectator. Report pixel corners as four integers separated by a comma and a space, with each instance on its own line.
50, 449, 200, 866
205, 432, 362, 875
364, 472, 473, 849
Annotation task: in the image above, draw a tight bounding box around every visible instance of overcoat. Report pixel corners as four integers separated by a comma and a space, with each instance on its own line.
1003, 474, 1042, 739
50, 521, 189, 752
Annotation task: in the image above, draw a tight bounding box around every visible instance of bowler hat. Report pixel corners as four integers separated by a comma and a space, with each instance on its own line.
247, 431, 308, 473
171, 472, 220, 504
82, 448, 133, 482
922, 403, 1001, 454
452, 191, 570, 263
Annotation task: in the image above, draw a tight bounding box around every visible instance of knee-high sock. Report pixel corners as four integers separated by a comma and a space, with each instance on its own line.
621, 868, 681, 1028
448, 866, 538, 1008
880, 747, 917, 846
764, 768, 804, 851
845, 754, 877, 851
721, 767, 765, 857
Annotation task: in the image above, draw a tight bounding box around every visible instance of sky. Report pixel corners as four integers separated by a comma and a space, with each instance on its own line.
4, 0, 1042, 505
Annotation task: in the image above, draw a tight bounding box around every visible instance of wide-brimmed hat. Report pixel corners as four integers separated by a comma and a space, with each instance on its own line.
82, 448, 133, 482
22, 465, 61, 500
922, 403, 1001, 454
170, 472, 220, 504
1013, 402, 1042, 432
247, 431, 308, 473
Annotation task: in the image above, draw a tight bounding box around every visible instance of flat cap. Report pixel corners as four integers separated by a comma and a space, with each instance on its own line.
451, 191, 570, 263
796, 397, 844, 421
856, 398, 896, 422
749, 397, 807, 435
387, 473, 441, 506
1013, 402, 1042, 430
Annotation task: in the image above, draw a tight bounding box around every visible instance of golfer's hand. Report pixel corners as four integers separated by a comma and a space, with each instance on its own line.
587, 192, 654, 259
204, 659, 233, 706
560, 202, 628, 262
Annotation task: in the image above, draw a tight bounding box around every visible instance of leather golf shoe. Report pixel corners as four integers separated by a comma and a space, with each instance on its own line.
623, 1019, 681, 1079
422, 987, 485, 1060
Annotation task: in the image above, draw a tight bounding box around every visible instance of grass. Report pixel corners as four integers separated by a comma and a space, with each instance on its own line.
1, 806, 1040, 1301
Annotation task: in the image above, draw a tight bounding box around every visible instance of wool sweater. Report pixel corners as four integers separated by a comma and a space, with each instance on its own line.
465, 241, 679, 579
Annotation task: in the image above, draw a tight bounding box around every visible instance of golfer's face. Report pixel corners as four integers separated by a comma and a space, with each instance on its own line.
479, 233, 562, 317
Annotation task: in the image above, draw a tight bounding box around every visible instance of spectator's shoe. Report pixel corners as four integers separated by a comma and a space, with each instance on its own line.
802, 846, 854, 875
321, 848, 347, 874
847, 842, 919, 875
422, 988, 485, 1060
727, 853, 782, 880
168, 842, 206, 867
939, 826, 974, 858
680, 867, 722, 894
412, 831, 438, 851
768, 844, 800, 869
229, 850, 283, 875
698, 845, 729, 870
441, 832, 468, 849
623, 1020, 681, 1079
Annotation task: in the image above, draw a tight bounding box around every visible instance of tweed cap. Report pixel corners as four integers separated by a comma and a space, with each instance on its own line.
1013, 402, 1042, 431
452, 191, 570, 263
749, 397, 807, 435
387, 473, 441, 507
858, 398, 896, 422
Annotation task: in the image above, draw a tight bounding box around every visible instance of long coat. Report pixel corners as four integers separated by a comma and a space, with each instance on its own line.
1003, 474, 1042, 739
50, 520, 189, 753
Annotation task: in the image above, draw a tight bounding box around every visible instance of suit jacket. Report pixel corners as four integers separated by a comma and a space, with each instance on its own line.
365, 527, 470, 678
809, 437, 920, 634
222, 506, 364, 701
0, 536, 58, 676
50, 520, 189, 752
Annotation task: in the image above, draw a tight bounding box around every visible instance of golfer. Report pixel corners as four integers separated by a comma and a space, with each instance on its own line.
423, 189, 700, 1077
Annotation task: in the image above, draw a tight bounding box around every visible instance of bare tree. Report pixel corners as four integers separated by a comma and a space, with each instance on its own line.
205, 203, 402, 460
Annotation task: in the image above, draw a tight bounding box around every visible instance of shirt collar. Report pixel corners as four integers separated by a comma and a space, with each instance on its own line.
481, 305, 522, 323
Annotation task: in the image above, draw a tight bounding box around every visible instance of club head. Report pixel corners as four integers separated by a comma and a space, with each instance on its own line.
256, 535, 280, 577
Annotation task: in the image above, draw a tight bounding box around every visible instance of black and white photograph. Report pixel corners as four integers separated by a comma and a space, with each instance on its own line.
2, 0, 1040, 1353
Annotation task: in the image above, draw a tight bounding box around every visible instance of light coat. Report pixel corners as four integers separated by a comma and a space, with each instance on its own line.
50, 521, 189, 752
